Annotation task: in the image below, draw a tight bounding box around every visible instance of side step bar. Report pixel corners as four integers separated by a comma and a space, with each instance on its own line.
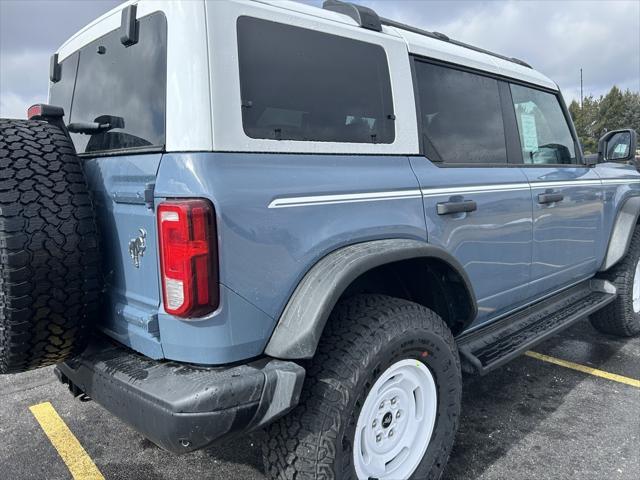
457, 279, 617, 375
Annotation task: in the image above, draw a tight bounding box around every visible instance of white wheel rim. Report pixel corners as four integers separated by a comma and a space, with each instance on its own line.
633, 259, 640, 313
353, 359, 437, 480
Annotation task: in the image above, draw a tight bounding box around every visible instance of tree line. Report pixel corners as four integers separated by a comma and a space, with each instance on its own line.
568, 86, 640, 154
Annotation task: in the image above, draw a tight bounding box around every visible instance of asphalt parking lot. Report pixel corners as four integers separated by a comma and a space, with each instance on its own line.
1, 320, 638, 480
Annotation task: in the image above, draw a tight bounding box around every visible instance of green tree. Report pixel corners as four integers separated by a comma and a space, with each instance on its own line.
596, 85, 627, 135
620, 89, 640, 134
568, 86, 640, 154
569, 95, 598, 153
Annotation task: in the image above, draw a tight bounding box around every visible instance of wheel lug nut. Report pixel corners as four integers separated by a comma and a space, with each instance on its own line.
396, 410, 401, 419
379, 402, 385, 409
372, 419, 377, 428
376, 434, 382, 442
389, 429, 394, 437
391, 397, 397, 405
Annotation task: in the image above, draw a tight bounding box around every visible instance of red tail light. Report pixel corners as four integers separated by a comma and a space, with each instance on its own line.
27, 104, 43, 119
27, 103, 64, 120
158, 199, 218, 318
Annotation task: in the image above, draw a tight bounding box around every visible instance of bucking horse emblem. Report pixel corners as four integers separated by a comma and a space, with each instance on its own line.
128, 228, 147, 268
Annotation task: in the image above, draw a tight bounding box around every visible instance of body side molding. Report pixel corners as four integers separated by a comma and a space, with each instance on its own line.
264, 239, 477, 359
600, 195, 640, 271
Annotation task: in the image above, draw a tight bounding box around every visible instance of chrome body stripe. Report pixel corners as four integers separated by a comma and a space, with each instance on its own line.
601, 178, 640, 185
268, 178, 640, 208
268, 189, 423, 208
421, 183, 530, 197
530, 180, 602, 188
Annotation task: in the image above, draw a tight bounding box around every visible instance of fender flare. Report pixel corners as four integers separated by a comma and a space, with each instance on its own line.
600, 196, 640, 272
264, 239, 477, 359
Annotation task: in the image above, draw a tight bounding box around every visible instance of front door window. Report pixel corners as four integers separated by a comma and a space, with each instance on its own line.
510, 85, 576, 165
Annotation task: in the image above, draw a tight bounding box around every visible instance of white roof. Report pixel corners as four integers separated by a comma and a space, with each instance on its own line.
399, 29, 557, 90
57, 0, 137, 59
256, 0, 557, 91
58, 0, 557, 91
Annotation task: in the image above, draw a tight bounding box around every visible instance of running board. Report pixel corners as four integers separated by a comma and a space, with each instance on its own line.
457, 280, 617, 375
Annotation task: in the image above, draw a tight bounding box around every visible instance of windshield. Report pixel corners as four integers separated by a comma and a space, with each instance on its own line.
49, 12, 167, 155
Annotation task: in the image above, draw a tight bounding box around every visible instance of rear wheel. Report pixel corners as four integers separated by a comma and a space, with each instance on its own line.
0, 119, 102, 374
353, 358, 438, 479
591, 225, 640, 337
262, 294, 461, 480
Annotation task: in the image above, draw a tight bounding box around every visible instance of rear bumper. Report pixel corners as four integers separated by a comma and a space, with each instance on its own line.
55, 337, 305, 453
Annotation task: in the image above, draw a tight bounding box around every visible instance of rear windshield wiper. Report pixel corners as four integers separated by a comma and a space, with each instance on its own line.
67, 115, 124, 135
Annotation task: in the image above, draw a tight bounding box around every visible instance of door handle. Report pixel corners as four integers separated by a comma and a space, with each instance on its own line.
437, 199, 477, 215
537, 192, 564, 204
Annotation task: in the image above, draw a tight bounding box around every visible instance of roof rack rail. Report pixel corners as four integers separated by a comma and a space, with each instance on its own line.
322, 1, 532, 69
379, 17, 532, 69
322, 0, 381, 32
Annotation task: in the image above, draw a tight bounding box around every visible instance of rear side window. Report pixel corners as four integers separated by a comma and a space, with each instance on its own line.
510, 84, 577, 165
50, 12, 167, 155
413, 60, 507, 164
237, 16, 395, 144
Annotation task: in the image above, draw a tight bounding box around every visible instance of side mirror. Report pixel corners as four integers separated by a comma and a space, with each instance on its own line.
597, 129, 638, 163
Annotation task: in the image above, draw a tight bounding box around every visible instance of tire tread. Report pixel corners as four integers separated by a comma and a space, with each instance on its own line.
591, 225, 640, 337
262, 294, 460, 480
0, 119, 101, 373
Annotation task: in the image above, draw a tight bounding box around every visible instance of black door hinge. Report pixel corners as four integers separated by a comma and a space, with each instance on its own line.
144, 182, 155, 210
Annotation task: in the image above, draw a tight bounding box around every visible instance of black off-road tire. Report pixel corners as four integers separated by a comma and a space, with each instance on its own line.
590, 226, 640, 337
262, 294, 462, 480
0, 119, 102, 374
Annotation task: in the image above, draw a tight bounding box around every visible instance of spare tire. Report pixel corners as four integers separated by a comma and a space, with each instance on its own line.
0, 119, 102, 374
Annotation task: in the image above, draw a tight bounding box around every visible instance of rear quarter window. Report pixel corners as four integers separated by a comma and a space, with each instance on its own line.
237, 16, 395, 144
50, 12, 167, 155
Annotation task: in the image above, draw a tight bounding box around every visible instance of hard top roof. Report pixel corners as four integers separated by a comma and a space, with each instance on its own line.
56, 0, 557, 91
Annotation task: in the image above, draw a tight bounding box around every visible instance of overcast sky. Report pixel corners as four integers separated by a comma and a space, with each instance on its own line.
1, 0, 638, 119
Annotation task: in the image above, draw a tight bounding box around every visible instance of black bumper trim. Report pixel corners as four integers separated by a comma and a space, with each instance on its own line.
55, 337, 305, 453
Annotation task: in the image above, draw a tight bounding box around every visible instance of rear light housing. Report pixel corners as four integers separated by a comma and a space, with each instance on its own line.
158, 199, 218, 318
27, 104, 43, 120
27, 103, 64, 120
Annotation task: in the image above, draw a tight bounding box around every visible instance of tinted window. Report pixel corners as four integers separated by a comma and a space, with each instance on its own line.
510, 84, 576, 165
50, 13, 167, 154
413, 61, 507, 164
237, 16, 394, 144
49, 52, 78, 121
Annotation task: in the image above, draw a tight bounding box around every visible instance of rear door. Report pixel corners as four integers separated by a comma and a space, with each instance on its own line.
507, 84, 603, 298
410, 58, 533, 327
49, 12, 168, 357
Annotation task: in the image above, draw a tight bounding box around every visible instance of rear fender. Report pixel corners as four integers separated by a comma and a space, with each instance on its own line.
264, 239, 477, 359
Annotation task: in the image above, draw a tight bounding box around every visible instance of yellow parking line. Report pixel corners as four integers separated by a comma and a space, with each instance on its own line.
29, 402, 104, 480
525, 351, 640, 388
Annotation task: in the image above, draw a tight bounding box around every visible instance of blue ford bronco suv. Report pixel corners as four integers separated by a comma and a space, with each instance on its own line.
1, 1, 639, 478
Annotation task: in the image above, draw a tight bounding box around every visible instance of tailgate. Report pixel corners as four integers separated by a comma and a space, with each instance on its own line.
84, 154, 163, 358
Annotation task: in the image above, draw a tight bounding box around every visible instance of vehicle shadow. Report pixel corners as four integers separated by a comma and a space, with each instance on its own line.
199, 320, 636, 480
443, 320, 636, 479
202, 433, 264, 474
